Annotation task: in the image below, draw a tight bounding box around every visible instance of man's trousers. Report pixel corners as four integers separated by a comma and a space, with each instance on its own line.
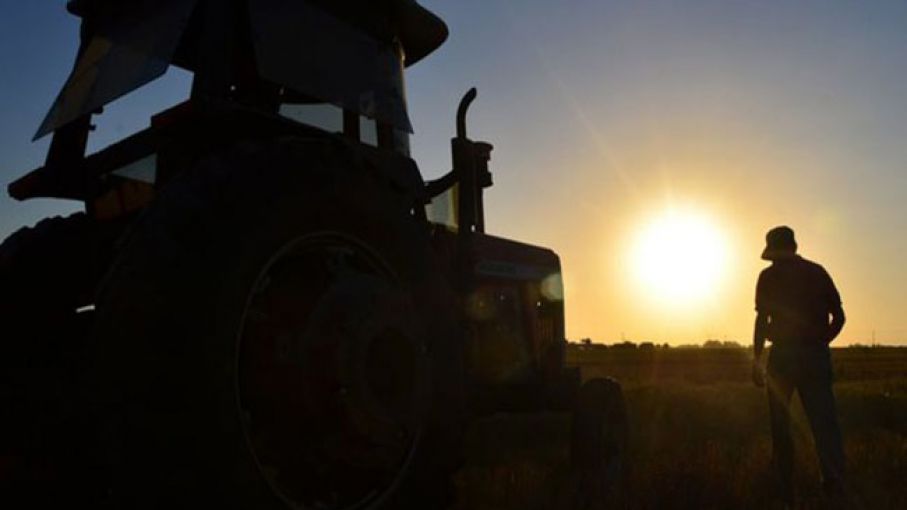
767, 344, 846, 497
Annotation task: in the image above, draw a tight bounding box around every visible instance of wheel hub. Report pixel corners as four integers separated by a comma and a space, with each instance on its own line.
236, 235, 429, 510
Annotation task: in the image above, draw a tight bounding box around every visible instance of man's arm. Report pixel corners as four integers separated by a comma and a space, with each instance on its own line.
826, 304, 845, 344
752, 312, 769, 387
753, 270, 769, 361
823, 267, 846, 344
753, 312, 770, 360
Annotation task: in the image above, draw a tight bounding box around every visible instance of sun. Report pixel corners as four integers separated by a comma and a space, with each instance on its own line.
630, 209, 729, 307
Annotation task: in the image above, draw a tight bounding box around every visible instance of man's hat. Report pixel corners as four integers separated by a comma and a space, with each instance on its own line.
761, 226, 798, 260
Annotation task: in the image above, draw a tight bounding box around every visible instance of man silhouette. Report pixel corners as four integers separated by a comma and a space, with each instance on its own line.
751, 226, 846, 504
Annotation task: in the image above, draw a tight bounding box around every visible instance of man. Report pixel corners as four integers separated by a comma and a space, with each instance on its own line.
752, 226, 846, 503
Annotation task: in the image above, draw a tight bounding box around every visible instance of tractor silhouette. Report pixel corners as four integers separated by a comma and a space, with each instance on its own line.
0, 1, 627, 508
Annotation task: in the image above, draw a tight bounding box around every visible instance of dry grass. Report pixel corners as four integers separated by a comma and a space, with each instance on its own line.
452, 346, 907, 509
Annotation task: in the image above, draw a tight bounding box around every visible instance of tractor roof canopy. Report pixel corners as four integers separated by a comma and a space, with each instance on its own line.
37, 0, 447, 139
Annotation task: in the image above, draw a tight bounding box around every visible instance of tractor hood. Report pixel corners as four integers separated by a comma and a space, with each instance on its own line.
36, 0, 448, 139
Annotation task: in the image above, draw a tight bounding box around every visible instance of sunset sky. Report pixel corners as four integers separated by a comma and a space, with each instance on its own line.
1, 1, 905, 345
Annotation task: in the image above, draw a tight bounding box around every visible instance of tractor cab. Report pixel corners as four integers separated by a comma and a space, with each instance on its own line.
1, 2, 626, 507
12, 0, 446, 207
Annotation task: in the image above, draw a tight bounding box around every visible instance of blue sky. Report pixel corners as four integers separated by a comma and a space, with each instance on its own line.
2, 1, 906, 344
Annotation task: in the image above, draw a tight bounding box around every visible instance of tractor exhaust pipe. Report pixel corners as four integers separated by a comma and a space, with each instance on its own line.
452, 88, 492, 235
456, 87, 478, 140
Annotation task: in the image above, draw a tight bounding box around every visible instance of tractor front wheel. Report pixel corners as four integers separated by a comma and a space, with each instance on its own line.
568, 377, 629, 509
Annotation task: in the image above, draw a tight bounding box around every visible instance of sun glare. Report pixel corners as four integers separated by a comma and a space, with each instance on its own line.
630, 209, 729, 307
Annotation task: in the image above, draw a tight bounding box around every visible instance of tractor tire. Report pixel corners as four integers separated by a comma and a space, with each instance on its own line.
85, 138, 465, 509
568, 377, 629, 509
0, 213, 108, 505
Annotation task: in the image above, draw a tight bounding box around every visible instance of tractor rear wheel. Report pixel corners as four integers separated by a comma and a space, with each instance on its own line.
86, 139, 464, 509
568, 377, 629, 509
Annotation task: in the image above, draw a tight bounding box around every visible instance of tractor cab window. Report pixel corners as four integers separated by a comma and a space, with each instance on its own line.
392, 127, 410, 156
279, 103, 344, 134
427, 185, 459, 230
278, 100, 409, 156
250, 0, 413, 133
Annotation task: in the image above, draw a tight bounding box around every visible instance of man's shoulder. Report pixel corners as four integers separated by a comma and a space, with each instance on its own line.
758, 263, 778, 277
756, 265, 778, 295
796, 256, 829, 275
759, 256, 829, 282
758, 263, 785, 280
757, 266, 773, 285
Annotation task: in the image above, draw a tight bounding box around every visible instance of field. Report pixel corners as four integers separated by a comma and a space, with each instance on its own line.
452, 345, 907, 509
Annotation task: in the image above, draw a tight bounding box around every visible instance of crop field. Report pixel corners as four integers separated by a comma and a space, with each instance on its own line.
452, 345, 907, 509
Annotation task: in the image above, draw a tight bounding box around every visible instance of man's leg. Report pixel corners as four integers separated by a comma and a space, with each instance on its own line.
798, 360, 846, 494
767, 370, 795, 502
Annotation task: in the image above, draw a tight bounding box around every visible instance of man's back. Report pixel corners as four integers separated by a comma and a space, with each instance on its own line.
756, 256, 841, 346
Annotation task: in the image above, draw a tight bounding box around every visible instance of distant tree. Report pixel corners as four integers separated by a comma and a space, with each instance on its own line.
613, 341, 637, 349
703, 339, 744, 349
639, 341, 655, 351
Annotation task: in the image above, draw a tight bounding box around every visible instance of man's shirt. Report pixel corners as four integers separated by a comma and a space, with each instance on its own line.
755, 255, 842, 346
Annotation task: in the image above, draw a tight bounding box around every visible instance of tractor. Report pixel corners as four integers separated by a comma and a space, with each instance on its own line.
0, 1, 627, 508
